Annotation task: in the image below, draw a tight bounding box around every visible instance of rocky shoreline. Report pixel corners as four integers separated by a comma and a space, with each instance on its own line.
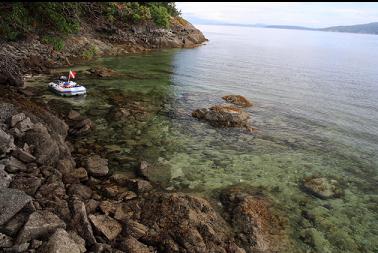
0, 16, 207, 88
0, 15, 345, 252
0, 85, 299, 252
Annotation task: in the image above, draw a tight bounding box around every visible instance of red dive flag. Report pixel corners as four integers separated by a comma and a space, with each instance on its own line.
68, 70, 77, 79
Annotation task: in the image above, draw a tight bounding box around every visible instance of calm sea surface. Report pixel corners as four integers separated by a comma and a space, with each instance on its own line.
29, 25, 378, 252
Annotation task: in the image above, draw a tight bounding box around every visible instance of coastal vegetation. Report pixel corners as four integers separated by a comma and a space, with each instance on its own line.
0, 2, 181, 43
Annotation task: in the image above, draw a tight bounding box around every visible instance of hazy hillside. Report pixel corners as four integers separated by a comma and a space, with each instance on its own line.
320, 22, 378, 34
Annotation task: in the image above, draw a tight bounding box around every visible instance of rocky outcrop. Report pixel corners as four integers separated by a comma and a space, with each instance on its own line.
192, 104, 251, 128
0, 17, 207, 79
222, 95, 253, 108
0, 53, 24, 87
0, 89, 297, 253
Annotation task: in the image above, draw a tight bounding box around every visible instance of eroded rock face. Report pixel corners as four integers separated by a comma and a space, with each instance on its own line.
222, 95, 253, 108
192, 104, 251, 128
220, 186, 296, 253
302, 177, 343, 199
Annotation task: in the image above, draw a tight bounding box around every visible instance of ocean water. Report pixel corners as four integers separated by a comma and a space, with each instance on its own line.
28, 25, 378, 252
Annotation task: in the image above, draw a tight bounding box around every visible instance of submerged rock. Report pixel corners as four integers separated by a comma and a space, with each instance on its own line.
222, 95, 253, 107
67, 110, 81, 120
88, 67, 122, 78
85, 155, 109, 177
302, 177, 343, 199
220, 185, 296, 253
125, 179, 153, 194
192, 104, 251, 128
137, 192, 235, 252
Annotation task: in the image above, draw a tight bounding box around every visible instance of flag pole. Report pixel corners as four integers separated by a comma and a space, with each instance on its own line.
68, 70, 71, 82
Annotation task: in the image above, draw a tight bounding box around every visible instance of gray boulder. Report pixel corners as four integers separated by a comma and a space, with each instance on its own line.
67, 184, 93, 200
43, 228, 83, 253
12, 148, 36, 163
2, 156, 27, 173
125, 179, 153, 194
14, 117, 34, 132
71, 198, 96, 246
88, 214, 122, 241
0, 210, 30, 237
16, 210, 66, 243
0, 129, 15, 156
10, 175, 42, 196
22, 124, 61, 165
0, 165, 12, 189
10, 113, 26, 128
0, 232, 13, 248
116, 235, 153, 253
0, 188, 32, 226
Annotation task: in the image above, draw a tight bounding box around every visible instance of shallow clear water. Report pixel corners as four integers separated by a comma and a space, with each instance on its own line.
28, 25, 378, 252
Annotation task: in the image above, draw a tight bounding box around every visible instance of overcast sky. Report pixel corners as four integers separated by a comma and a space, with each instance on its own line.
176, 2, 378, 28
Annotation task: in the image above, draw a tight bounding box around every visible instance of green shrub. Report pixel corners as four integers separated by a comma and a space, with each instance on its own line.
149, 4, 170, 28
41, 35, 65, 51
0, 2, 182, 41
82, 46, 98, 60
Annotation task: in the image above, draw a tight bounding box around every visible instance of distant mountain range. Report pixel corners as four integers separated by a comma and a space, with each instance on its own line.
264, 22, 378, 35
191, 18, 378, 35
